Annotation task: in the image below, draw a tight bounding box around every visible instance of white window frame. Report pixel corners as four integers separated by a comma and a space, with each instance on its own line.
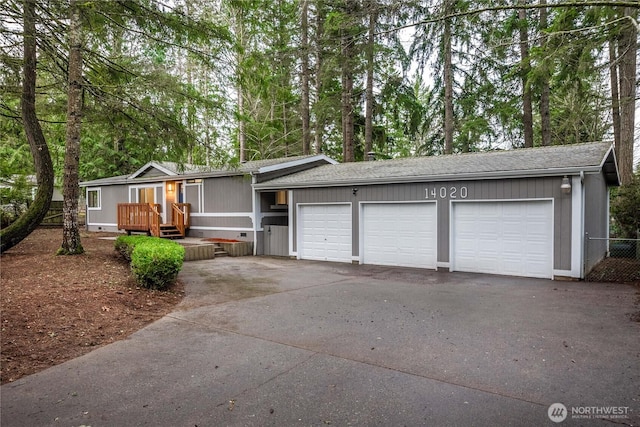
184, 179, 203, 213
86, 187, 101, 210
128, 183, 166, 222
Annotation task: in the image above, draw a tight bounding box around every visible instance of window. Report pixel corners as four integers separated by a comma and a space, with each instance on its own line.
87, 188, 101, 210
138, 187, 155, 204
185, 181, 202, 213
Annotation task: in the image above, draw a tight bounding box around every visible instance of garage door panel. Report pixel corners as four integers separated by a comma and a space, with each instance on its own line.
299, 204, 352, 263
362, 203, 436, 269
452, 201, 553, 279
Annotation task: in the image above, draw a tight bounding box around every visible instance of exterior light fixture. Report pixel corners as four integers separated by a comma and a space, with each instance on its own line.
352, 187, 359, 196
167, 182, 174, 192
560, 176, 571, 194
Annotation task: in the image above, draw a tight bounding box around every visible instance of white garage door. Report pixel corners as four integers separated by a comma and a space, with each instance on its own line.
452, 201, 553, 278
298, 204, 352, 263
362, 203, 437, 269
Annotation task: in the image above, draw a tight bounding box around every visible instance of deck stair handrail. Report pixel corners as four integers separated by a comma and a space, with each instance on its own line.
148, 203, 161, 237
171, 203, 190, 237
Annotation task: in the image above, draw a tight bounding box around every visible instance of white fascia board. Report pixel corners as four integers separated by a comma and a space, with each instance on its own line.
129, 161, 177, 179
257, 155, 338, 174
600, 144, 621, 185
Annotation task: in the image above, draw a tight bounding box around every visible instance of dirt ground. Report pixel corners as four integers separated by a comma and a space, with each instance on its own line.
0, 228, 184, 384
586, 257, 640, 283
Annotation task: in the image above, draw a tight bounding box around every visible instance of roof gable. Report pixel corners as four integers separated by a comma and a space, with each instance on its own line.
129, 162, 178, 178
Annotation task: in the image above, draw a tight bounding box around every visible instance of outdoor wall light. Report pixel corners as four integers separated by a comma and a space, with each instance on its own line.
561, 176, 571, 194
167, 182, 174, 192
352, 187, 359, 196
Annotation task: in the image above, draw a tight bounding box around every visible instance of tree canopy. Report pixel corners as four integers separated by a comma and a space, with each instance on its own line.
0, 0, 637, 182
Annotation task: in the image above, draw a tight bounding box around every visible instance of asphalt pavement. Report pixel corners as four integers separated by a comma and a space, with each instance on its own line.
1, 257, 638, 426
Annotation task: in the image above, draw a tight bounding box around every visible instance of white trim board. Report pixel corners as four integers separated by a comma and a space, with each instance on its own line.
190, 226, 253, 232
191, 212, 253, 218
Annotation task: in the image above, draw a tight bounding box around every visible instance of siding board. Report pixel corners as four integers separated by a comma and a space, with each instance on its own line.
202, 176, 252, 213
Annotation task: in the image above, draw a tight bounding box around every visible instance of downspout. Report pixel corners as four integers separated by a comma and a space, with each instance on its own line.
251, 172, 258, 256
580, 170, 585, 279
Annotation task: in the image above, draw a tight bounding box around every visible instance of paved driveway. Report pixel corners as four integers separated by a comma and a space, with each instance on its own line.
2, 257, 638, 426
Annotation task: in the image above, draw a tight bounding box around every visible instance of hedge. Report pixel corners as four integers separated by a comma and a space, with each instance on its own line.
114, 235, 185, 290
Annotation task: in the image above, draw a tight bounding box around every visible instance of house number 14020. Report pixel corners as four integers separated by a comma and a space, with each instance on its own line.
425, 186, 467, 199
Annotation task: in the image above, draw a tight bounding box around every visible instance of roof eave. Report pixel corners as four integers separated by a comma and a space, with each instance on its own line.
256, 154, 338, 174
254, 166, 605, 190
600, 144, 620, 186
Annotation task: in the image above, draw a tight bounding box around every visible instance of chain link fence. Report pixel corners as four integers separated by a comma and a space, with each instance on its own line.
585, 237, 640, 283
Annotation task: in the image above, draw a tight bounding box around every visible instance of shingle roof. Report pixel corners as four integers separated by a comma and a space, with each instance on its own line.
257, 142, 618, 188
151, 157, 322, 174
80, 155, 334, 186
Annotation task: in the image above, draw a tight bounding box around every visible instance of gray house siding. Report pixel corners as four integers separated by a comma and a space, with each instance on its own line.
137, 168, 168, 178
190, 216, 253, 228
202, 176, 252, 213
583, 172, 609, 273
290, 176, 573, 271
86, 185, 129, 232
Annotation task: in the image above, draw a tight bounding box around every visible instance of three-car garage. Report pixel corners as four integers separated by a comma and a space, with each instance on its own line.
258, 142, 618, 280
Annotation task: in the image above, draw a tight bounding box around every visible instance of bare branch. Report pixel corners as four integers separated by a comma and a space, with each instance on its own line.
376, 1, 640, 36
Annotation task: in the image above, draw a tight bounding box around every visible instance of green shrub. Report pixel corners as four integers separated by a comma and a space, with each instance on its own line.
114, 235, 148, 261
114, 236, 185, 290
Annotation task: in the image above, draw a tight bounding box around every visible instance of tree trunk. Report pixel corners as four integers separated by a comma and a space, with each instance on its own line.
341, 63, 354, 162
539, 0, 551, 146
186, 1, 195, 164
340, 1, 356, 163
443, 1, 454, 155
300, 0, 311, 155
519, 2, 534, 148
609, 38, 621, 158
235, 9, 247, 163
60, 0, 84, 255
364, 1, 376, 160
1, 0, 54, 254
617, 6, 636, 186
313, 0, 325, 155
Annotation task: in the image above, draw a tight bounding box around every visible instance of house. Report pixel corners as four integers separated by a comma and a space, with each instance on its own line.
80, 155, 337, 245
82, 142, 619, 280
254, 142, 619, 280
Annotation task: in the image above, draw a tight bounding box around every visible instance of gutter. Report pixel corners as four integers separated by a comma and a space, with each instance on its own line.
253, 165, 605, 190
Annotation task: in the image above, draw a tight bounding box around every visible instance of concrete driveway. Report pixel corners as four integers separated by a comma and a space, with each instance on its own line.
2, 257, 638, 426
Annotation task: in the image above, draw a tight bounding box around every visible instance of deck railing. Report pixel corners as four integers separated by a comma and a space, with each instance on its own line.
117, 203, 190, 238
117, 203, 162, 236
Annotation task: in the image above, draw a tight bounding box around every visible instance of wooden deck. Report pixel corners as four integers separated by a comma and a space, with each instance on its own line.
117, 203, 191, 238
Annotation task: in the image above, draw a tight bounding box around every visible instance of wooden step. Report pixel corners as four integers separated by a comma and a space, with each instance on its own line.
159, 224, 184, 239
